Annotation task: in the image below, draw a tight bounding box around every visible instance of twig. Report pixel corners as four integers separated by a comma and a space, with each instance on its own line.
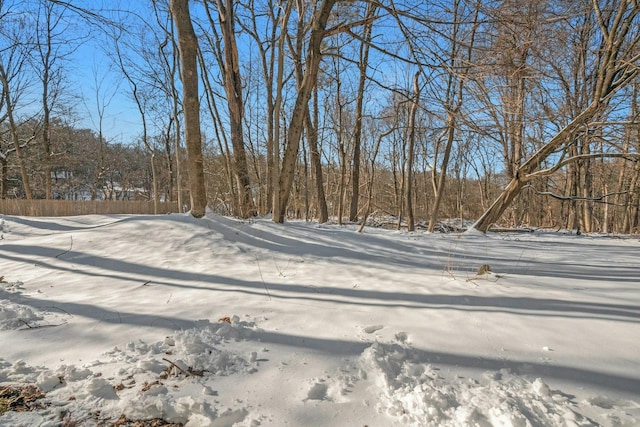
162, 358, 191, 376
255, 255, 272, 301
18, 319, 34, 329
18, 319, 69, 330
274, 257, 292, 277
44, 305, 73, 316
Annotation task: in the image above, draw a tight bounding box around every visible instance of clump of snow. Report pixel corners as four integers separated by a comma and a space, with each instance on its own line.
0, 300, 45, 330
362, 341, 593, 426
363, 324, 384, 334
462, 226, 487, 237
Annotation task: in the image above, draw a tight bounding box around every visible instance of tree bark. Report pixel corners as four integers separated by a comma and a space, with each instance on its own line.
170, 0, 207, 218
0, 159, 6, 199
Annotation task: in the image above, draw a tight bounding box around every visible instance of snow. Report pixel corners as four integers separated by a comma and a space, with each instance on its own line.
0, 213, 639, 426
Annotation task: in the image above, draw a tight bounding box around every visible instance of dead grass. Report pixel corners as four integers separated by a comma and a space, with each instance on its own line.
0, 385, 45, 415
111, 415, 183, 427
0, 384, 183, 426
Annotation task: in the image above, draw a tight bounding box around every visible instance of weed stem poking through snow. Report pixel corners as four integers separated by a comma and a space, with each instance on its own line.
255, 255, 272, 300
55, 235, 73, 258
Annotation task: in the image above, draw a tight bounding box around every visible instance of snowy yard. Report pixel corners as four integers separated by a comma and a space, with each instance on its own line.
0, 213, 639, 426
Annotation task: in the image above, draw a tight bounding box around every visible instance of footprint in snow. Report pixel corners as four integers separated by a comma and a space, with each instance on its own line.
306, 380, 328, 401
363, 325, 384, 334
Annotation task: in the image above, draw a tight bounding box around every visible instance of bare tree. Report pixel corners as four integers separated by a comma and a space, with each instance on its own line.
84, 61, 118, 201
274, 0, 337, 223
405, 72, 420, 231
0, 5, 34, 199
112, 28, 161, 213
34, 0, 79, 199
170, 0, 207, 217
349, 3, 376, 222
472, 0, 640, 232
153, 0, 184, 212
427, 0, 479, 232
284, 1, 329, 223
240, 0, 293, 216
210, 0, 256, 218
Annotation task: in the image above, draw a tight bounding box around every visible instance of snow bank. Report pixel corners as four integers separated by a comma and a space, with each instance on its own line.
362, 340, 595, 426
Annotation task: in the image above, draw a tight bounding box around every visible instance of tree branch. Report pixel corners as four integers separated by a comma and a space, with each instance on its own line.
523, 184, 629, 205
526, 152, 640, 180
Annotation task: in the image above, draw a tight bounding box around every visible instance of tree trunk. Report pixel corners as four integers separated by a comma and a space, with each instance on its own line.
197, 42, 237, 213
349, 3, 376, 222
1, 158, 7, 199
428, 112, 455, 232
171, 0, 207, 218
275, 0, 336, 223
170, 26, 184, 213
42, 88, 52, 199
623, 162, 640, 233
216, 0, 256, 218
0, 64, 32, 200
307, 89, 328, 223
473, 101, 601, 232
405, 73, 420, 232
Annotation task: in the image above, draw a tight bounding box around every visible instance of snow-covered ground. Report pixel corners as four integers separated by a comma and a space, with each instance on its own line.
0, 213, 639, 426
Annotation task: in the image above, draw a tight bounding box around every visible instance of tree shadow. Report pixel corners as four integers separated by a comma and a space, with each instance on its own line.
0, 287, 194, 331
5, 285, 638, 397
2, 245, 639, 325
250, 330, 640, 396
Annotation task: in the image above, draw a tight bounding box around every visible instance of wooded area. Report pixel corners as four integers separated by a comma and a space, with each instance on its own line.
0, 0, 638, 233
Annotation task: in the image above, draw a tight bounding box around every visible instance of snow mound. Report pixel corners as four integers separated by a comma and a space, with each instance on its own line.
362, 341, 595, 426
0, 316, 262, 426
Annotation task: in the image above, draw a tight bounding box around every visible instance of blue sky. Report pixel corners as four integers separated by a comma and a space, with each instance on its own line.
67, 1, 148, 144
72, 42, 141, 144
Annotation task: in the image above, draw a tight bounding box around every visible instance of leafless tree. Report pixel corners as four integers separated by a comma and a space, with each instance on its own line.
472, 0, 640, 232
208, 0, 256, 218
274, 0, 337, 223
170, 0, 207, 217
0, 4, 35, 199
33, 0, 79, 199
